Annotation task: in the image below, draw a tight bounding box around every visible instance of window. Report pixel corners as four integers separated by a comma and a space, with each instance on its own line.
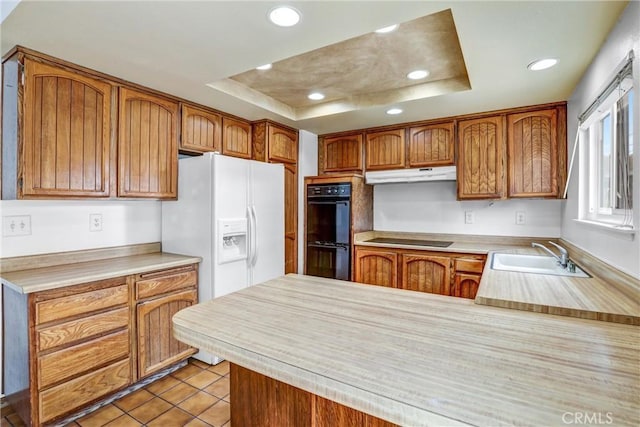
580, 63, 634, 229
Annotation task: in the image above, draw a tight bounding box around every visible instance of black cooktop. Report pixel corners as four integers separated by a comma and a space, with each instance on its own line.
365, 238, 453, 248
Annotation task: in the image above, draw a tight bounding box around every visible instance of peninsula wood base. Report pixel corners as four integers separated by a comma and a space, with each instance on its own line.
230, 364, 395, 427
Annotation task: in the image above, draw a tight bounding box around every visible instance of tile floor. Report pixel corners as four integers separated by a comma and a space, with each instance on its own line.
1, 359, 231, 427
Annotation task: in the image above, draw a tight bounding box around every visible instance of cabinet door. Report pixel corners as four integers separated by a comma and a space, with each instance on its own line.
365, 129, 405, 170
452, 273, 481, 299
222, 117, 252, 159
22, 58, 112, 197
118, 87, 178, 199
321, 134, 363, 173
137, 289, 197, 378
180, 103, 222, 153
401, 254, 451, 295
354, 248, 398, 288
407, 122, 455, 167
284, 163, 298, 274
507, 109, 558, 197
268, 125, 298, 163
457, 116, 505, 199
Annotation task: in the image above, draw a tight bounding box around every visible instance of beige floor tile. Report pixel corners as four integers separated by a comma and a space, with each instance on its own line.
172, 363, 204, 381
198, 400, 230, 427
146, 407, 194, 427
186, 418, 213, 427
127, 397, 172, 424
103, 414, 142, 427
184, 370, 221, 389
178, 391, 219, 416
77, 404, 124, 427
208, 361, 229, 376
145, 374, 181, 395
189, 359, 212, 370
160, 381, 199, 405
204, 377, 230, 399
113, 388, 154, 412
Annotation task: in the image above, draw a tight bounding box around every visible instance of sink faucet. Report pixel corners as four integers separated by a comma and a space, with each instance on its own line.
531, 241, 569, 268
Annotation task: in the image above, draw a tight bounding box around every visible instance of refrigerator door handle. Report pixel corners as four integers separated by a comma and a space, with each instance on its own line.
246, 206, 254, 264
251, 205, 259, 267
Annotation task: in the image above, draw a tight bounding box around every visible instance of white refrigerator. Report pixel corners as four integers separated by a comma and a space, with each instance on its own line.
162, 153, 284, 363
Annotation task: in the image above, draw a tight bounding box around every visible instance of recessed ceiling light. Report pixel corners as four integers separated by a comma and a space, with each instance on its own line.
308, 92, 325, 101
407, 70, 429, 80
256, 63, 272, 70
375, 24, 398, 34
269, 6, 301, 27
527, 58, 558, 71
386, 108, 403, 115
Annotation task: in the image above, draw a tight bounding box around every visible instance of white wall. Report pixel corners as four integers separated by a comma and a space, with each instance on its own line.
561, 1, 640, 278
297, 130, 318, 273
374, 181, 562, 237
0, 200, 161, 258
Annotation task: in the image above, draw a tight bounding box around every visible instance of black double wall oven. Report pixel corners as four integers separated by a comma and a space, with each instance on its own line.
306, 183, 351, 280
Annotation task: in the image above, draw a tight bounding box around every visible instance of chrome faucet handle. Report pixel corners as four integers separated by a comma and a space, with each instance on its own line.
547, 241, 568, 266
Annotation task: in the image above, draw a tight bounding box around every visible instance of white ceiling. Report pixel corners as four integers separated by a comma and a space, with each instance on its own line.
0, 1, 629, 135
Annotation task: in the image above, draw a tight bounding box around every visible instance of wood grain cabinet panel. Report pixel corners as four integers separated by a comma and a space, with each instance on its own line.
222, 117, 252, 159
180, 103, 222, 153
136, 265, 197, 300
401, 254, 451, 295
507, 109, 558, 197
365, 129, 405, 170
284, 163, 298, 274
39, 358, 131, 423
408, 122, 455, 167
267, 125, 298, 163
452, 273, 481, 299
320, 134, 363, 173
137, 289, 197, 378
354, 247, 398, 288
22, 58, 112, 198
457, 116, 505, 199
118, 87, 178, 199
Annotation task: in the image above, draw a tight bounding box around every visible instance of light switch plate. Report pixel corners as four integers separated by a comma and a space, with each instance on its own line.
3, 215, 32, 236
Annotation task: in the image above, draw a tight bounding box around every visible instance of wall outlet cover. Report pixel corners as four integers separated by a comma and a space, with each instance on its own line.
516, 211, 526, 225
464, 211, 475, 224
90, 213, 103, 232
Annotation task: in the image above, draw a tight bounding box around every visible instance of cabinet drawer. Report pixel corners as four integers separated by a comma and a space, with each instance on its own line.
35, 284, 128, 325
136, 267, 197, 300
455, 259, 485, 274
39, 358, 131, 423
38, 329, 129, 389
38, 307, 129, 352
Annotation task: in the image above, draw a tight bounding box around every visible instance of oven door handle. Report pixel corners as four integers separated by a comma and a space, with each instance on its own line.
307, 243, 349, 250
307, 200, 349, 205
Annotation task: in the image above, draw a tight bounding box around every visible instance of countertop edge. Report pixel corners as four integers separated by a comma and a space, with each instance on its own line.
172, 316, 471, 427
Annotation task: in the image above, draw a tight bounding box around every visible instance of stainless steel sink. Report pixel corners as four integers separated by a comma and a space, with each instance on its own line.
491, 253, 590, 278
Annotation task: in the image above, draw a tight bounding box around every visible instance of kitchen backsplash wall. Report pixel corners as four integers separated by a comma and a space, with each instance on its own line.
0, 200, 161, 258
374, 181, 562, 237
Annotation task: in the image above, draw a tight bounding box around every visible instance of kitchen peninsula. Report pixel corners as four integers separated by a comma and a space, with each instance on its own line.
173, 274, 640, 427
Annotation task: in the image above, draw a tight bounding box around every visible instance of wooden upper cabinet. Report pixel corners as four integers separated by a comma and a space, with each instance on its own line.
118, 87, 178, 199
222, 117, 252, 159
401, 254, 451, 295
507, 109, 558, 198
320, 134, 363, 173
457, 116, 505, 200
407, 122, 455, 167
22, 58, 112, 197
180, 103, 222, 153
354, 247, 398, 288
267, 125, 298, 164
365, 129, 405, 170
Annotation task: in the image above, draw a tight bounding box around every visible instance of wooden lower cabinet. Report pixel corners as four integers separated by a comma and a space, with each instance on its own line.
2, 263, 199, 426
230, 363, 395, 426
355, 246, 486, 298
354, 248, 398, 288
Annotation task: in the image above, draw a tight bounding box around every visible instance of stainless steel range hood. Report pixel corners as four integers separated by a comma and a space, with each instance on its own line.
365, 166, 457, 184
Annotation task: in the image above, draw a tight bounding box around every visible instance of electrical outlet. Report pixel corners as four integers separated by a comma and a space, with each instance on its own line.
516, 211, 526, 225
3, 215, 32, 236
464, 211, 475, 224
90, 213, 103, 232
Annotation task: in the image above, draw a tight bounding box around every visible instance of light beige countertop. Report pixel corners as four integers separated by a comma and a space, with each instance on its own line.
1, 244, 201, 294
354, 231, 640, 325
173, 274, 640, 427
